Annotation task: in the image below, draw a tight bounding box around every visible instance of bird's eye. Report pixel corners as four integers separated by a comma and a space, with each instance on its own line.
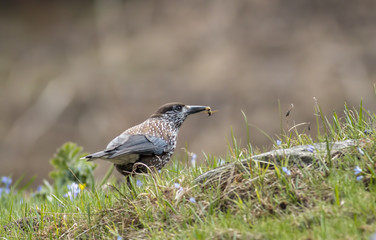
175, 105, 183, 111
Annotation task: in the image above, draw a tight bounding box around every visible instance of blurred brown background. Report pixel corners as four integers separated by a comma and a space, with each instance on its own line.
1, 0, 376, 185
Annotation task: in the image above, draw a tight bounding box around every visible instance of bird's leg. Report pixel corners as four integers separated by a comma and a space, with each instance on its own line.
125, 175, 133, 190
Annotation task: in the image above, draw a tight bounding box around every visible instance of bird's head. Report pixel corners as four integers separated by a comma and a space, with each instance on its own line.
151, 102, 210, 128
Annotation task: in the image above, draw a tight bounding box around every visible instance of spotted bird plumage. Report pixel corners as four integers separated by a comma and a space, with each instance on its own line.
82, 103, 211, 178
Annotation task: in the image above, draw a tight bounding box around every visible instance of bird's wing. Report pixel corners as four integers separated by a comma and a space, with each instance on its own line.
104, 134, 168, 159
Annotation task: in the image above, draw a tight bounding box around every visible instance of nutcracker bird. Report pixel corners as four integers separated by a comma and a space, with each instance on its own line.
82, 102, 211, 179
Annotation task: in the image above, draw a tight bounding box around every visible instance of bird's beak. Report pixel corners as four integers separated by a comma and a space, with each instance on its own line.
186, 105, 210, 115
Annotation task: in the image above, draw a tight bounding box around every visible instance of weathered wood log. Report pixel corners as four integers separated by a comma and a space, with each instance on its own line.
194, 139, 360, 184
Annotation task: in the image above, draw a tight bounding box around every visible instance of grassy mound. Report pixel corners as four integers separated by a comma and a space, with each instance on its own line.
2, 101, 376, 239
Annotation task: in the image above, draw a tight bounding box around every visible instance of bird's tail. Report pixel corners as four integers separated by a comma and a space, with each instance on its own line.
81, 151, 108, 161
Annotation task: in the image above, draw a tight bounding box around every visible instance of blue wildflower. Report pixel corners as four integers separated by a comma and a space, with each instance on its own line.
0, 176, 12, 196
136, 180, 143, 187
189, 197, 196, 203
32, 185, 43, 197
354, 166, 363, 181
282, 167, 291, 176
307, 145, 315, 153
68, 182, 80, 193
174, 183, 183, 192
354, 166, 362, 175
276, 140, 282, 146
217, 159, 226, 166
364, 129, 372, 135
63, 192, 71, 200
191, 153, 197, 166
117, 235, 123, 240
357, 147, 364, 156
64, 182, 80, 200
1, 176, 12, 188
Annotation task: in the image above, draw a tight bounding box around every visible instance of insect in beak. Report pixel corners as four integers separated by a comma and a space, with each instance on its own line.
205, 107, 218, 116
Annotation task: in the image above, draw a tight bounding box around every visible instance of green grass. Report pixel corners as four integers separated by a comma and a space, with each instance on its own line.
2, 101, 376, 239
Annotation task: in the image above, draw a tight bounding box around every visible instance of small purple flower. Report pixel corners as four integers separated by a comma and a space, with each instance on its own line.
357, 147, 364, 156
282, 167, 291, 176
63, 192, 72, 200
354, 166, 362, 175
32, 185, 43, 197
117, 235, 123, 240
174, 183, 183, 192
64, 182, 80, 200
0, 177, 12, 196
364, 129, 372, 135
1, 176, 12, 188
307, 145, 315, 153
68, 182, 80, 193
276, 140, 282, 146
354, 166, 363, 181
191, 153, 197, 166
136, 180, 143, 187
217, 159, 226, 166
189, 197, 196, 203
